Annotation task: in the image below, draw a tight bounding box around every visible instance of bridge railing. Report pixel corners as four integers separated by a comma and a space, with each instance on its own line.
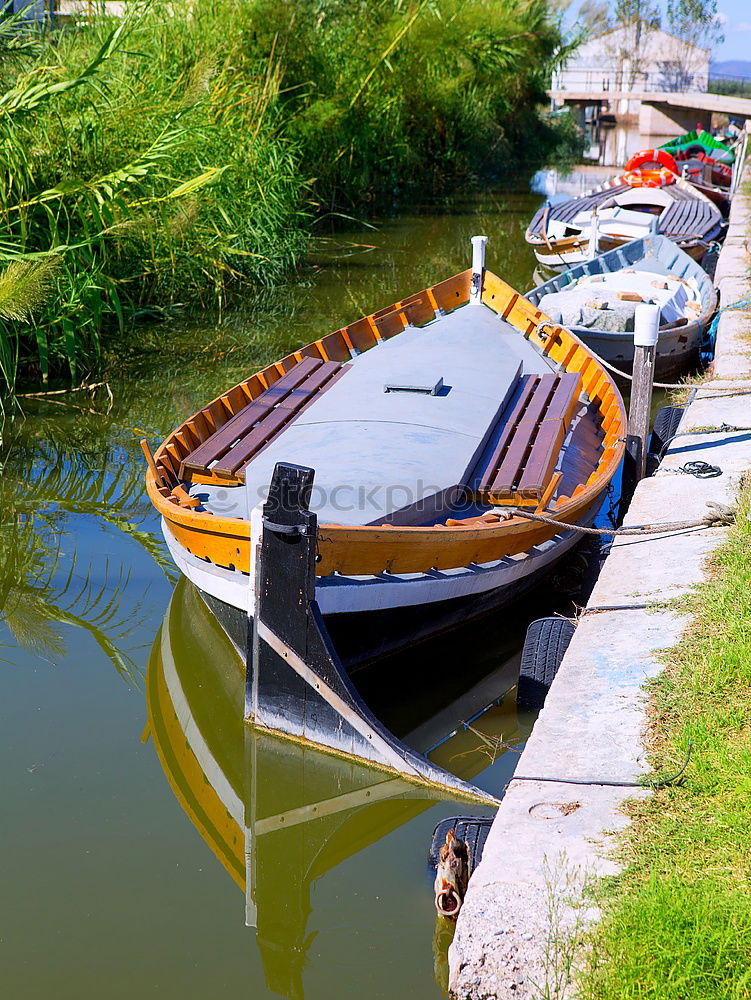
550, 68, 710, 94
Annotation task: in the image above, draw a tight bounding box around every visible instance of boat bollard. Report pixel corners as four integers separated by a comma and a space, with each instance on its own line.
623, 302, 660, 502
587, 208, 599, 260
469, 235, 488, 305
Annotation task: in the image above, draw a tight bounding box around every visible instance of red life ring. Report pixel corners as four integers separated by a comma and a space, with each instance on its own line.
623, 167, 676, 188
624, 148, 679, 174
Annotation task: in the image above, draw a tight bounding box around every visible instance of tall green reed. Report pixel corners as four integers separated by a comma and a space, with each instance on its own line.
0, 0, 573, 411
0, 2, 305, 405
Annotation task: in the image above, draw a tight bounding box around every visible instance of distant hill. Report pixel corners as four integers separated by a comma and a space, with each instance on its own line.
711, 60, 751, 79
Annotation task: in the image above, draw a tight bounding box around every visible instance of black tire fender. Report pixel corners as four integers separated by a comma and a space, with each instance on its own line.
517, 616, 576, 710
649, 404, 685, 462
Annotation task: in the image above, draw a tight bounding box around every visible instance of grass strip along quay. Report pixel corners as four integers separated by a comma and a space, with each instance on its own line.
583, 473, 751, 1000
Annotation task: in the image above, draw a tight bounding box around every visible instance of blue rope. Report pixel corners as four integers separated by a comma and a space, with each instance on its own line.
701, 294, 751, 362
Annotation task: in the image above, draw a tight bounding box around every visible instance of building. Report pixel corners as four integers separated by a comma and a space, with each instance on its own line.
554, 21, 711, 115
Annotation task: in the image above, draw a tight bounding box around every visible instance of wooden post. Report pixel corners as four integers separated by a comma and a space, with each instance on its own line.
623, 303, 659, 504
587, 207, 599, 260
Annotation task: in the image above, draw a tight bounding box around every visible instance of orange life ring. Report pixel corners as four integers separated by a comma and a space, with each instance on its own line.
625, 148, 679, 174
623, 167, 676, 188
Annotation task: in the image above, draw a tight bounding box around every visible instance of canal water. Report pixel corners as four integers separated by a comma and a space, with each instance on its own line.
2, 173, 619, 1000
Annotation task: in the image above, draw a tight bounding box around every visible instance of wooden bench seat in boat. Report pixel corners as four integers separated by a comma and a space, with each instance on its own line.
180, 357, 349, 484
237, 307, 534, 527
478, 372, 582, 505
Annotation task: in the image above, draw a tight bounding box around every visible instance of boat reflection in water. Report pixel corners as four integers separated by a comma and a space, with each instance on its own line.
145, 579, 531, 999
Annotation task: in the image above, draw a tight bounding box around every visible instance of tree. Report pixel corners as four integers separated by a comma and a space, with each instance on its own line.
662, 0, 724, 91
608, 0, 661, 89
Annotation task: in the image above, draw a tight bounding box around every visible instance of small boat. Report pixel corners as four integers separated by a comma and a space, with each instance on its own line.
525, 167, 724, 272
673, 128, 749, 211
526, 233, 718, 380
622, 147, 731, 214
143, 239, 625, 666
659, 129, 736, 165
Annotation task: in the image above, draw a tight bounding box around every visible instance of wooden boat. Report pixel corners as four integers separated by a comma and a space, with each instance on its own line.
526, 233, 718, 380
659, 129, 736, 165
144, 240, 625, 665
624, 147, 730, 214
525, 172, 724, 272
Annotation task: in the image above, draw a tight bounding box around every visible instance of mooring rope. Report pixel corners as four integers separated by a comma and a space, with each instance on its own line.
590, 353, 696, 390
488, 501, 735, 536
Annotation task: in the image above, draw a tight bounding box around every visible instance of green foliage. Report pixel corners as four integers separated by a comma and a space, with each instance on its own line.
709, 77, 751, 98
667, 0, 724, 49
242, 0, 567, 207
0, 0, 570, 404
582, 478, 751, 999
0, 2, 306, 400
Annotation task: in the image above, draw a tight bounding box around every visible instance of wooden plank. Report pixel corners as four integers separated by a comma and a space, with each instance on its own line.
212, 361, 342, 478
345, 316, 379, 353
545, 372, 582, 423
513, 374, 558, 429
486, 376, 562, 497
299, 343, 325, 360
401, 291, 436, 327
517, 418, 566, 499
431, 272, 471, 313
490, 428, 538, 497
373, 310, 405, 340
478, 375, 538, 492
318, 331, 352, 362
180, 357, 322, 477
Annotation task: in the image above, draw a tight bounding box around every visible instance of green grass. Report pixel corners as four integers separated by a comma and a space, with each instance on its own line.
582, 475, 751, 1000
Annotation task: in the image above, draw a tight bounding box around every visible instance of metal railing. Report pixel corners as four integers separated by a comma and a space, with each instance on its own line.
551, 69, 711, 94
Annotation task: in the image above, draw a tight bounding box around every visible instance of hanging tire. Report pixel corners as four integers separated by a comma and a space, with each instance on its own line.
517, 617, 576, 710
649, 405, 684, 461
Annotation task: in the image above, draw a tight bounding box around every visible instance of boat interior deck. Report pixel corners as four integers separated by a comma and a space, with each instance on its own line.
183, 304, 606, 528
525, 234, 717, 337
536, 265, 698, 331
528, 180, 722, 243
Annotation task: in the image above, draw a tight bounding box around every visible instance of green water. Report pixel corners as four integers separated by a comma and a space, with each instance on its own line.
1, 177, 608, 1000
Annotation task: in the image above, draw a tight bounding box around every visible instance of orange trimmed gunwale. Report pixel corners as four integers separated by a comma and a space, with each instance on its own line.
145, 269, 626, 578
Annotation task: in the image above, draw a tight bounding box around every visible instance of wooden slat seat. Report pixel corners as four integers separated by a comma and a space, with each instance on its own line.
478, 372, 582, 504
180, 357, 349, 483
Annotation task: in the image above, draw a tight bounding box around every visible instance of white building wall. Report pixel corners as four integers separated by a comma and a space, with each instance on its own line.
554, 24, 710, 94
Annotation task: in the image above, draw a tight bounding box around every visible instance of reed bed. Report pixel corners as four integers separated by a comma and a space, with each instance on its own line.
0, 0, 574, 406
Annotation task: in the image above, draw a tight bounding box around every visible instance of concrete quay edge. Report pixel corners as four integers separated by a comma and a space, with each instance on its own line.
448, 165, 751, 999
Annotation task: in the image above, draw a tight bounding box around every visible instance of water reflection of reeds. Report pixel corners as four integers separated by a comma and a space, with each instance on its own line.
0, 408, 175, 681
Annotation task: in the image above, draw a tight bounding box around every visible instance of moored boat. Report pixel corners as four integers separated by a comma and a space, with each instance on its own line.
626, 147, 731, 214
659, 129, 736, 165
143, 240, 626, 665
525, 170, 724, 272
526, 233, 718, 380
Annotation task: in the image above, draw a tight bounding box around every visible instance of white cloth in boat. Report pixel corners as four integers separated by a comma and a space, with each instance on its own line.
538, 266, 696, 332
231, 306, 557, 527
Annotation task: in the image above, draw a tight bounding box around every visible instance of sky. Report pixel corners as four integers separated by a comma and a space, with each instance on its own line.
567, 0, 751, 66
713, 0, 751, 63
